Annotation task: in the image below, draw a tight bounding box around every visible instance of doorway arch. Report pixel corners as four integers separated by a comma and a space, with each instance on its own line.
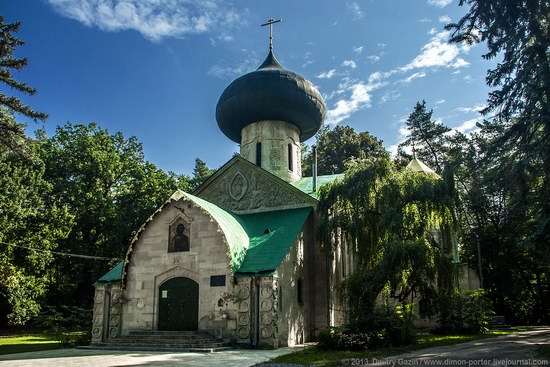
158, 277, 199, 331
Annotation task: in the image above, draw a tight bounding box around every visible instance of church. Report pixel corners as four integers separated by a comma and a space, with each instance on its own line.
90, 26, 479, 350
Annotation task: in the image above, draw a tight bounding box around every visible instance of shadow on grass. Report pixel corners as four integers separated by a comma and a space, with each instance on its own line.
264, 331, 516, 367
0, 343, 61, 356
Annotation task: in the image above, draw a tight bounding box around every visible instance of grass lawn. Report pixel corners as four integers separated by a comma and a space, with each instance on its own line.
264, 331, 514, 367
0, 333, 61, 356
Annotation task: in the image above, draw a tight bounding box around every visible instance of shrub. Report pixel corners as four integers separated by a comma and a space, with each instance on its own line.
38, 305, 91, 331
37, 305, 92, 347
435, 289, 494, 334
316, 305, 417, 351
464, 290, 495, 333
317, 327, 341, 350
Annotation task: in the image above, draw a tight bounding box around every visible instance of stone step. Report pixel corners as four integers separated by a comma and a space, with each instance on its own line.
107, 338, 227, 346
91, 330, 232, 352
117, 335, 219, 340
105, 342, 230, 348
84, 345, 232, 353
128, 330, 210, 336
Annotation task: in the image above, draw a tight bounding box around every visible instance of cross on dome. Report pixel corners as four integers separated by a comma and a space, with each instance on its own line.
261, 17, 281, 51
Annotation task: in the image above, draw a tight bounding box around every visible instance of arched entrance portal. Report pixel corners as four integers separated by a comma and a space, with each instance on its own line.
158, 277, 199, 331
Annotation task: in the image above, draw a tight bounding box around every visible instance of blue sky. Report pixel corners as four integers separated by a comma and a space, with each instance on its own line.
4, 0, 493, 175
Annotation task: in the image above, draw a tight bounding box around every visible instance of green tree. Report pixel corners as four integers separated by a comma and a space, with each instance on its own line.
0, 110, 72, 325
447, 0, 550, 323
306, 125, 387, 176
189, 158, 215, 191
0, 17, 47, 157
37, 123, 189, 306
398, 101, 450, 173
318, 156, 457, 325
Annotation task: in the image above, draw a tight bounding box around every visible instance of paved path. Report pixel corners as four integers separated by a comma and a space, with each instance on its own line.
0, 347, 299, 367
365, 327, 550, 366
0, 328, 548, 367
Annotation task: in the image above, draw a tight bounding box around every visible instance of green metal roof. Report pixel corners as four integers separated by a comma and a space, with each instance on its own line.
291, 174, 344, 199
182, 192, 249, 271
94, 260, 124, 286
97, 192, 311, 285
235, 207, 312, 276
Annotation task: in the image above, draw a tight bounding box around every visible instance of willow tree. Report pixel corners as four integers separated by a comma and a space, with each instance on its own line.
317, 156, 457, 326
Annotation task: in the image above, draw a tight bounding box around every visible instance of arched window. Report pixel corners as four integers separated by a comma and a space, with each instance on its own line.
288, 144, 293, 171
256, 142, 262, 167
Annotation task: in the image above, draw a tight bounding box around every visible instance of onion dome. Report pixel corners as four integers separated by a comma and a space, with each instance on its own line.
216, 50, 326, 143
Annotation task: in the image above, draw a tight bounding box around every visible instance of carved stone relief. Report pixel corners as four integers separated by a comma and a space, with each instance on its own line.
258, 277, 278, 346
91, 287, 104, 342
236, 278, 251, 343
229, 172, 248, 201
198, 161, 311, 213
108, 286, 122, 339
270, 143, 281, 170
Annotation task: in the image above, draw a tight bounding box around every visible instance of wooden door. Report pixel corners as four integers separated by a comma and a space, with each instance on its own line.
158, 277, 199, 331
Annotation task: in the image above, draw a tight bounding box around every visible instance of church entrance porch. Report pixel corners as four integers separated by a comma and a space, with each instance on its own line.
158, 277, 199, 331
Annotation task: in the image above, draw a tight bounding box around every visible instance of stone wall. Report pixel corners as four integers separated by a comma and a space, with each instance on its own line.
121, 199, 237, 338
275, 213, 327, 346
240, 120, 301, 183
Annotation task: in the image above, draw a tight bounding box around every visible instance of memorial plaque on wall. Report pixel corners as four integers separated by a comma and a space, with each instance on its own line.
210, 275, 226, 287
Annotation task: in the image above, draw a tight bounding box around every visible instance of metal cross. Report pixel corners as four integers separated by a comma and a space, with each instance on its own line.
261, 17, 282, 51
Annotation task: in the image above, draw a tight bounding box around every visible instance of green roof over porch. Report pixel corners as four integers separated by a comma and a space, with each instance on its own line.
94, 260, 124, 286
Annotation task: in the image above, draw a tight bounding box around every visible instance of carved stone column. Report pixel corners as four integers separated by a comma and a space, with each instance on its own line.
236, 277, 252, 345
258, 276, 279, 348
108, 285, 123, 339
91, 286, 105, 343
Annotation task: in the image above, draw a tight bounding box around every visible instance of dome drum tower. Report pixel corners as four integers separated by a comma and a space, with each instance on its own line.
216, 49, 326, 183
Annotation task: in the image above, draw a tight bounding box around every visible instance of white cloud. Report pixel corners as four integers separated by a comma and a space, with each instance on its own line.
346, 2, 364, 19
47, 0, 241, 41
439, 15, 451, 23
368, 69, 400, 83
455, 119, 478, 133
398, 71, 426, 84
419, 17, 432, 23
208, 56, 259, 79
342, 60, 357, 69
367, 55, 381, 63
401, 30, 470, 71
464, 75, 473, 82
388, 125, 411, 156
326, 81, 384, 124
450, 118, 480, 135
379, 90, 401, 104
353, 46, 364, 54
317, 69, 337, 79
451, 58, 470, 68
428, 0, 453, 8
457, 104, 486, 113
435, 99, 446, 105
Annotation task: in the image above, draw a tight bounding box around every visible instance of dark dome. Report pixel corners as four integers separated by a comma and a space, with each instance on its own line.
216, 50, 326, 143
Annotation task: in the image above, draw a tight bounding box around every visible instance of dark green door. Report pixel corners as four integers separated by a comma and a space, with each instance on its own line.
158, 277, 199, 331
